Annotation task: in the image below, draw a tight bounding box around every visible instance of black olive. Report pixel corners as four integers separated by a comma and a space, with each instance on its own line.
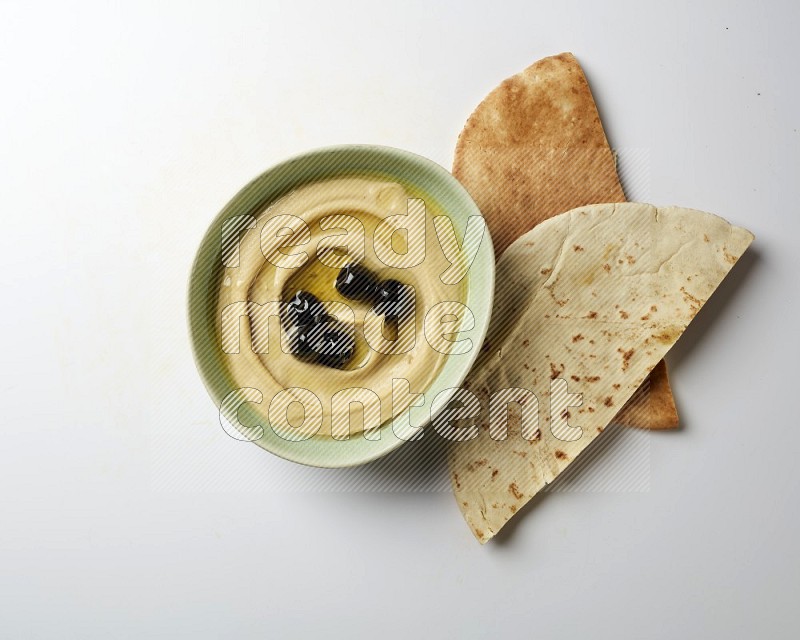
288, 326, 317, 362
374, 279, 414, 323
310, 326, 356, 369
335, 263, 379, 302
283, 290, 326, 328
288, 320, 355, 369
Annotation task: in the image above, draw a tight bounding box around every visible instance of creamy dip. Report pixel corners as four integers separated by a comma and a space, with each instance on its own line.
216, 176, 467, 439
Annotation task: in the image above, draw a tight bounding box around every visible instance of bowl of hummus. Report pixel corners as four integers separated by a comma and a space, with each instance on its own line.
189, 145, 495, 467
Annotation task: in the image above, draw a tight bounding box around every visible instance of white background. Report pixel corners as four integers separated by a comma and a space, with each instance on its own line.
1, 1, 799, 638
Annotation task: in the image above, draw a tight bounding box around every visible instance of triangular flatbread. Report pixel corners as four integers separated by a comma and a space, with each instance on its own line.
447, 203, 753, 543
453, 52, 678, 429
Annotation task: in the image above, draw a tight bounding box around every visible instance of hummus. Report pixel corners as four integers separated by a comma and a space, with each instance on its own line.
216, 176, 468, 440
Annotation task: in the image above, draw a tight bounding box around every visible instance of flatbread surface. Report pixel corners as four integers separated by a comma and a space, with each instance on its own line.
448, 203, 753, 543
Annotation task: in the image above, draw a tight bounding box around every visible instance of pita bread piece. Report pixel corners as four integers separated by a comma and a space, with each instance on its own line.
453, 52, 678, 429
448, 203, 753, 543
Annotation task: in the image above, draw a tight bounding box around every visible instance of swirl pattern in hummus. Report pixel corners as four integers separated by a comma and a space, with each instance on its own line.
216, 177, 468, 440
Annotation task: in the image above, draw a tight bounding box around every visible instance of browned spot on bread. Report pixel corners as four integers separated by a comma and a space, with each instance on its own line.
571, 375, 581, 382
604, 396, 614, 407
540, 267, 552, 275
573, 245, 585, 252
626, 255, 636, 264
555, 450, 568, 460
619, 310, 629, 319
586, 376, 601, 383
723, 248, 738, 264
640, 314, 650, 321
596, 426, 604, 433
613, 383, 621, 390
680, 286, 702, 311
522, 339, 529, 347
618, 347, 635, 371
550, 362, 563, 379
509, 483, 523, 500
650, 305, 658, 312
652, 328, 681, 344
453, 473, 461, 489
572, 334, 584, 342
603, 263, 611, 272
586, 311, 598, 319
491, 469, 499, 480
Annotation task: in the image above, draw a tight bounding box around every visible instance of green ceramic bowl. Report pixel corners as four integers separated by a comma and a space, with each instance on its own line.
188, 145, 495, 467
